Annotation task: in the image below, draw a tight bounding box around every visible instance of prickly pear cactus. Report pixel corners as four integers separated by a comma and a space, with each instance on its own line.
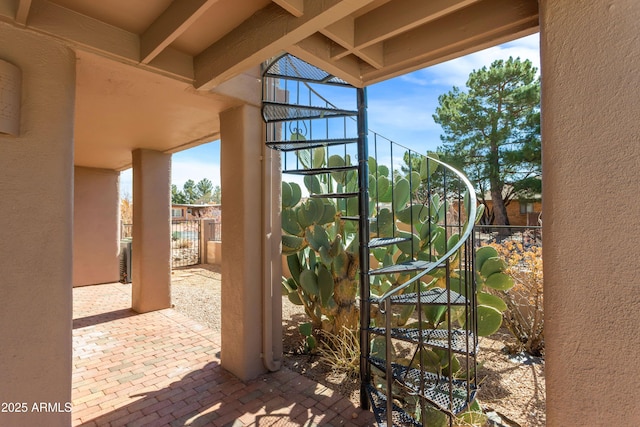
281, 166, 360, 334
281, 152, 512, 354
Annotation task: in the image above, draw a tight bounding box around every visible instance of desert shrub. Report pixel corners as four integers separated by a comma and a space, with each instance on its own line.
489, 241, 544, 356
176, 238, 193, 249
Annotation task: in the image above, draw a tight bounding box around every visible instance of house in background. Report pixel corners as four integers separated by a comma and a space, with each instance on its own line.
171, 203, 221, 221
482, 197, 542, 226
0, 1, 638, 426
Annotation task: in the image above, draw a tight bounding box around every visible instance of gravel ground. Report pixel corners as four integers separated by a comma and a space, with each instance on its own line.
171, 264, 545, 427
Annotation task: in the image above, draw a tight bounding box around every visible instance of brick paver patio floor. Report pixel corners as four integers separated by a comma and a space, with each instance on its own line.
72, 283, 375, 427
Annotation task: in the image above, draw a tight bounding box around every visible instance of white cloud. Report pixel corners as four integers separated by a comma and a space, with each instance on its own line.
400, 33, 540, 88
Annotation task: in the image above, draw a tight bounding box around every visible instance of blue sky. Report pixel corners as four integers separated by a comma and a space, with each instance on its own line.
120, 33, 539, 198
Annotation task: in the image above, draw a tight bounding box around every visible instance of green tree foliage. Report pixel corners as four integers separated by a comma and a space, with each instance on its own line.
171, 179, 219, 204
195, 178, 213, 202
182, 179, 197, 203
171, 184, 186, 204
433, 57, 541, 225
211, 185, 221, 204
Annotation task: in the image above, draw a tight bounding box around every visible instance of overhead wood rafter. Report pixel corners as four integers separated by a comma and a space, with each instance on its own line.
4, 0, 538, 89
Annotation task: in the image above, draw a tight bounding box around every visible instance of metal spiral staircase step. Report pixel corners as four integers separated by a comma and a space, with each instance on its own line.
366, 384, 421, 427
283, 165, 358, 175
368, 357, 477, 416
369, 260, 446, 276
310, 192, 358, 199
262, 101, 357, 123
369, 327, 477, 356
368, 236, 412, 248
371, 288, 467, 306
264, 54, 351, 86
266, 137, 358, 152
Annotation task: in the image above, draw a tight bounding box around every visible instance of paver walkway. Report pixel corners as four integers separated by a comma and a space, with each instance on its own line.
72, 283, 375, 426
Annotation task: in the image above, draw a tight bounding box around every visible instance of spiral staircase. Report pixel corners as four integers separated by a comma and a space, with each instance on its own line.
262, 54, 479, 426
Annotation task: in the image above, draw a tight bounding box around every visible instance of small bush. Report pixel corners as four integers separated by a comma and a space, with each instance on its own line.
489, 241, 544, 356
176, 238, 193, 249
171, 231, 180, 241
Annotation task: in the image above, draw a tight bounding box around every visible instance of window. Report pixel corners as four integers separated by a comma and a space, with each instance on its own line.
520, 202, 535, 214
172, 208, 183, 218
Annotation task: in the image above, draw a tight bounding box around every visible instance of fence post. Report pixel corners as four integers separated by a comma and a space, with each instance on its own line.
200, 219, 207, 265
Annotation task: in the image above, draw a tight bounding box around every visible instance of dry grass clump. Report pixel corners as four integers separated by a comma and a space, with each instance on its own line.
315, 327, 360, 378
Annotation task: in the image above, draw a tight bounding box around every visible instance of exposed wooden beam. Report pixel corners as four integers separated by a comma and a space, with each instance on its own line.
194, 0, 377, 90
15, 0, 32, 25
361, 0, 538, 85
289, 33, 364, 87
382, 0, 538, 67
26, 0, 194, 83
323, 17, 354, 47
272, 0, 304, 17
355, 0, 481, 48
358, 43, 384, 69
362, 23, 538, 85
141, 0, 219, 64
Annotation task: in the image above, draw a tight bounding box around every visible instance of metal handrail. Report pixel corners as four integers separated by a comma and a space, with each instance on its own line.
376, 154, 477, 303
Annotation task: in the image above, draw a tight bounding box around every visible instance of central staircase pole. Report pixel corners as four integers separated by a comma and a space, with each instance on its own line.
357, 87, 371, 410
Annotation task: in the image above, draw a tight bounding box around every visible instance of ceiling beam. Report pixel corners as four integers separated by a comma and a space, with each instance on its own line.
354, 0, 481, 48
140, 0, 219, 64
362, 23, 538, 85
193, 0, 377, 90
271, 0, 304, 17
361, 0, 538, 84
25, 0, 194, 83
15, 0, 32, 25
382, 0, 537, 66
288, 32, 364, 87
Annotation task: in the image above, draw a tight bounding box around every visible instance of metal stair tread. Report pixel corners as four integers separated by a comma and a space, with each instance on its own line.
368, 327, 477, 356
310, 192, 358, 199
368, 236, 412, 248
370, 288, 467, 306
369, 260, 445, 275
263, 54, 352, 86
265, 137, 358, 152
365, 384, 421, 427
283, 165, 358, 175
368, 357, 476, 416
262, 101, 357, 123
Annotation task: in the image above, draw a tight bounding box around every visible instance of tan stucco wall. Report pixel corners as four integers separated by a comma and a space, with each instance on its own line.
0, 23, 75, 427
73, 166, 120, 286
540, 1, 640, 425
131, 149, 172, 313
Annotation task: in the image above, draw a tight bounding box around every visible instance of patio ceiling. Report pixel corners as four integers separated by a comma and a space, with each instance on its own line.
1, 0, 538, 170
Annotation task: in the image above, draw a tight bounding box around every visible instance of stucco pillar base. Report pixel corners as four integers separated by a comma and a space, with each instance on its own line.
220, 104, 267, 381
131, 149, 172, 313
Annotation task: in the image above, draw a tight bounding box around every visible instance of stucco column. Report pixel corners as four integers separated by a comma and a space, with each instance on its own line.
540, 1, 640, 425
131, 149, 172, 313
73, 167, 121, 286
0, 24, 75, 427
220, 104, 281, 381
